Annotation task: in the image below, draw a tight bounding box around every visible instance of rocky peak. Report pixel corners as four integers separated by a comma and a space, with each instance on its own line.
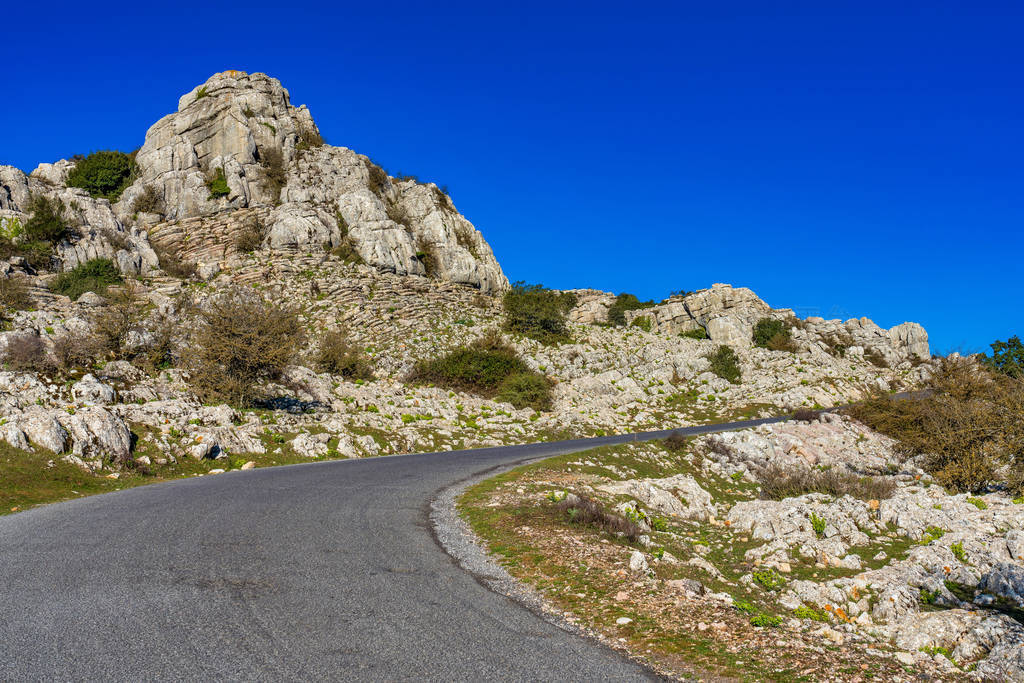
1, 71, 506, 292
120, 71, 507, 292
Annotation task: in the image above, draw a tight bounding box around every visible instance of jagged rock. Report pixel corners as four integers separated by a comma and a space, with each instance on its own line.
72, 374, 117, 405
13, 407, 70, 453
292, 432, 330, 458
978, 563, 1024, 607
587, 282, 930, 362
629, 550, 648, 572
59, 407, 133, 463
597, 474, 714, 521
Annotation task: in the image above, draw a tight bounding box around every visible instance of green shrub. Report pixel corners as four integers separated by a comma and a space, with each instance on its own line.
187, 288, 305, 407
315, 329, 374, 381
409, 329, 552, 411
630, 316, 652, 332
733, 600, 757, 613
679, 327, 707, 340
752, 568, 786, 591
950, 541, 967, 562
502, 282, 576, 345
206, 167, 230, 199
793, 605, 829, 622
753, 318, 786, 347
810, 512, 826, 536
23, 196, 69, 245
749, 614, 783, 628
66, 150, 137, 201
753, 317, 795, 352
707, 345, 742, 384
966, 496, 988, 510
495, 372, 553, 412
50, 258, 122, 301
607, 293, 655, 327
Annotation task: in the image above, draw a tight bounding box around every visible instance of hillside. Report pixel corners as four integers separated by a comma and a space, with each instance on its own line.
5, 71, 1022, 680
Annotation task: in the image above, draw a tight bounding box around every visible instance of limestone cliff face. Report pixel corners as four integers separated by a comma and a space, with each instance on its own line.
1, 70, 506, 292
118, 71, 506, 292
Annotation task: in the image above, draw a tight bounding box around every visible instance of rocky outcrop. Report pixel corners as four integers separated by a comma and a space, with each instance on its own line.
571, 283, 929, 365
118, 71, 506, 292
0, 164, 159, 276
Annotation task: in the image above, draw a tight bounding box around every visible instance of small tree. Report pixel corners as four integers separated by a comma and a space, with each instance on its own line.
502, 282, 576, 345
189, 288, 304, 407
985, 336, 1024, 379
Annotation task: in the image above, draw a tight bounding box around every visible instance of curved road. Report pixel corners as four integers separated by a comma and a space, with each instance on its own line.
0, 416, 787, 681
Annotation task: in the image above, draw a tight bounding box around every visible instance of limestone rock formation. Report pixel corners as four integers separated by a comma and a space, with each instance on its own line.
120, 71, 506, 292
2, 70, 506, 292
0, 164, 159, 276
573, 283, 929, 366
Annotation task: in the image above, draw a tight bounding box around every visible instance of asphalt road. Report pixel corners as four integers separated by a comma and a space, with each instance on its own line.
0, 415, 789, 681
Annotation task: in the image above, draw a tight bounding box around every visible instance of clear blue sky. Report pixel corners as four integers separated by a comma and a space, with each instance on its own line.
3, 1, 1021, 354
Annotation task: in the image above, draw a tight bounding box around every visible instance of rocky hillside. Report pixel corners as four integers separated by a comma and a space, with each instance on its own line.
1, 71, 506, 292
0, 71, 938, 471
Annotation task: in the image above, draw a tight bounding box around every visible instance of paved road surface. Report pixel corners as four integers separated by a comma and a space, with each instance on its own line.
0, 415, 788, 681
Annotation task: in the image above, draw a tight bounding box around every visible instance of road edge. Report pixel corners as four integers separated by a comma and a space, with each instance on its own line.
428, 456, 671, 681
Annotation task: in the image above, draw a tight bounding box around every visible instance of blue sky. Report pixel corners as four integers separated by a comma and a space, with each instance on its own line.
3, 1, 1021, 353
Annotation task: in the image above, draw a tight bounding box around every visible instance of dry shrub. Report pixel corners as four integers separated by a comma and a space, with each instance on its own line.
556, 495, 643, 543
704, 435, 734, 457
792, 408, 822, 422
766, 333, 798, 353
296, 125, 325, 151
2, 333, 50, 372
757, 464, 897, 501
234, 216, 266, 254
315, 329, 374, 381
864, 348, 889, 368
153, 242, 197, 280
259, 147, 287, 200
51, 331, 99, 372
188, 288, 305, 407
847, 356, 1024, 494
663, 431, 689, 453
0, 277, 33, 312
90, 283, 145, 360
131, 185, 163, 215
